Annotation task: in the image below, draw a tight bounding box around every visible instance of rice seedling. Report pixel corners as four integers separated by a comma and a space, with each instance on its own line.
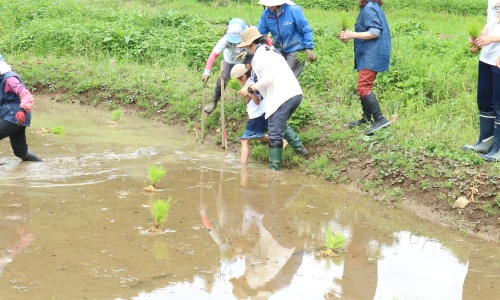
49, 125, 65, 135
227, 78, 242, 91
339, 12, 351, 43
148, 197, 173, 233
340, 12, 350, 31
143, 164, 167, 192
319, 228, 346, 257
296, 50, 307, 63
467, 22, 483, 54
111, 109, 123, 122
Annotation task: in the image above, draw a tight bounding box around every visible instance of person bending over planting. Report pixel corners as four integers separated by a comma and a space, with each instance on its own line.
230, 64, 269, 164
462, 0, 500, 161
256, 0, 317, 78
0, 54, 42, 162
202, 18, 253, 115
340, 0, 391, 136
237, 27, 308, 171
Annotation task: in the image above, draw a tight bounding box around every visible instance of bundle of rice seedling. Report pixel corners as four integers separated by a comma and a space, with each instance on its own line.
148, 197, 173, 233
143, 164, 167, 192
227, 78, 242, 91
467, 22, 483, 54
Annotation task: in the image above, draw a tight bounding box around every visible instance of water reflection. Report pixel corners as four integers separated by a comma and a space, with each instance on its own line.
0, 99, 499, 299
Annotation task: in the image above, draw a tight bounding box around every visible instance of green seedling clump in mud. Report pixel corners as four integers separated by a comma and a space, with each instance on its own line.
111, 109, 123, 122
325, 228, 346, 251
467, 22, 483, 54
143, 164, 167, 192
227, 78, 242, 91
49, 125, 65, 135
149, 197, 173, 233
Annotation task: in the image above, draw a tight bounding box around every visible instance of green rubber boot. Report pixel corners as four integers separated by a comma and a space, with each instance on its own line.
284, 125, 308, 156
269, 139, 283, 171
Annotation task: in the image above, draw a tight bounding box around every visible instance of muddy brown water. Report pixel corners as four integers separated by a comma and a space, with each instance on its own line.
1, 97, 499, 300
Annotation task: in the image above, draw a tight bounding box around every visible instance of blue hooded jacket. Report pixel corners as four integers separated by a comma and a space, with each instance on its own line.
0, 71, 31, 127
353, 2, 391, 72
256, 3, 314, 54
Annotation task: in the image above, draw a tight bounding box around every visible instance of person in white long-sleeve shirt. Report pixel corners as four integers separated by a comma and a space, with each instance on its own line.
236, 27, 308, 171
463, 0, 500, 161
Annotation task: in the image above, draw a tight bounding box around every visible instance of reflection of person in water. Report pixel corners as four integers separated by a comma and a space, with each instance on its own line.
230, 165, 304, 298
339, 221, 378, 299
0, 223, 34, 274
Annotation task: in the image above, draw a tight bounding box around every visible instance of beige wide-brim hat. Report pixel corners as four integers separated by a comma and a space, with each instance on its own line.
237, 27, 264, 48
258, 0, 285, 5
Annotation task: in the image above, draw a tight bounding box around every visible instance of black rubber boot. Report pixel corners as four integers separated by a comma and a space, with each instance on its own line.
364, 93, 390, 135
479, 120, 500, 161
205, 75, 229, 114
462, 111, 495, 154
284, 125, 308, 156
269, 139, 283, 171
348, 95, 373, 128
22, 150, 43, 162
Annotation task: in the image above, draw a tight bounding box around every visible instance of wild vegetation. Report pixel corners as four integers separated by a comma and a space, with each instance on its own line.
0, 0, 498, 238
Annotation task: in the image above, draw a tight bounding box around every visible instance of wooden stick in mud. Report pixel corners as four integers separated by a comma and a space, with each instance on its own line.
195, 121, 199, 143
201, 83, 206, 143
220, 61, 226, 149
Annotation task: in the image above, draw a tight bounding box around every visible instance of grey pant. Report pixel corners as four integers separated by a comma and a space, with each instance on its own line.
268, 94, 302, 140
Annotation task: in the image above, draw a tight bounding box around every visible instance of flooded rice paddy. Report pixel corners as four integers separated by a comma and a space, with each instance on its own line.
0, 97, 499, 300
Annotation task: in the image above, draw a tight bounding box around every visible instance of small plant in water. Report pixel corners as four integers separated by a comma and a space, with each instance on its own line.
111, 109, 123, 122
149, 197, 173, 233
49, 125, 65, 135
319, 228, 346, 257
467, 22, 483, 54
143, 164, 167, 192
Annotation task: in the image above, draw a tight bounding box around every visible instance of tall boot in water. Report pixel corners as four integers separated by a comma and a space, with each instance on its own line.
364, 93, 390, 135
22, 150, 43, 162
462, 111, 495, 154
348, 95, 373, 128
479, 120, 500, 161
269, 139, 283, 171
284, 125, 308, 156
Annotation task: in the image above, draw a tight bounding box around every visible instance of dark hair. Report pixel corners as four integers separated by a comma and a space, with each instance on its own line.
252, 36, 268, 45
360, 0, 383, 8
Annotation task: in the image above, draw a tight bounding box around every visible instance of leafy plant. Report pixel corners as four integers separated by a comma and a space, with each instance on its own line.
149, 197, 173, 233
143, 164, 167, 192
111, 109, 123, 122
49, 125, 65, 134
324, 228, 346, 251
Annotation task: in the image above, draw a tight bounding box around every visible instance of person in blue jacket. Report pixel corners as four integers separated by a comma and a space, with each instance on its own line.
0, 54, 42, 162
256, 0, 317, 78
340, 0, 391, 136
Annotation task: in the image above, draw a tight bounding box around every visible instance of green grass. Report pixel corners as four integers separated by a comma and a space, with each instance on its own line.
1, 0, 499, 220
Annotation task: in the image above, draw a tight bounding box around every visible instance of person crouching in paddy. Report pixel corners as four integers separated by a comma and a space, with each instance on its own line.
236, 27, 308, 171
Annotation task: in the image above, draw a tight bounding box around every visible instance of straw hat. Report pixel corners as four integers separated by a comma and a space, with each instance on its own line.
230, 64, 250, 79
258, 0, 286, 5
237, 27, 264, 48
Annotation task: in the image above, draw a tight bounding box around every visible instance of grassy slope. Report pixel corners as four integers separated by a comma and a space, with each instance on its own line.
0, 0, 498, 238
